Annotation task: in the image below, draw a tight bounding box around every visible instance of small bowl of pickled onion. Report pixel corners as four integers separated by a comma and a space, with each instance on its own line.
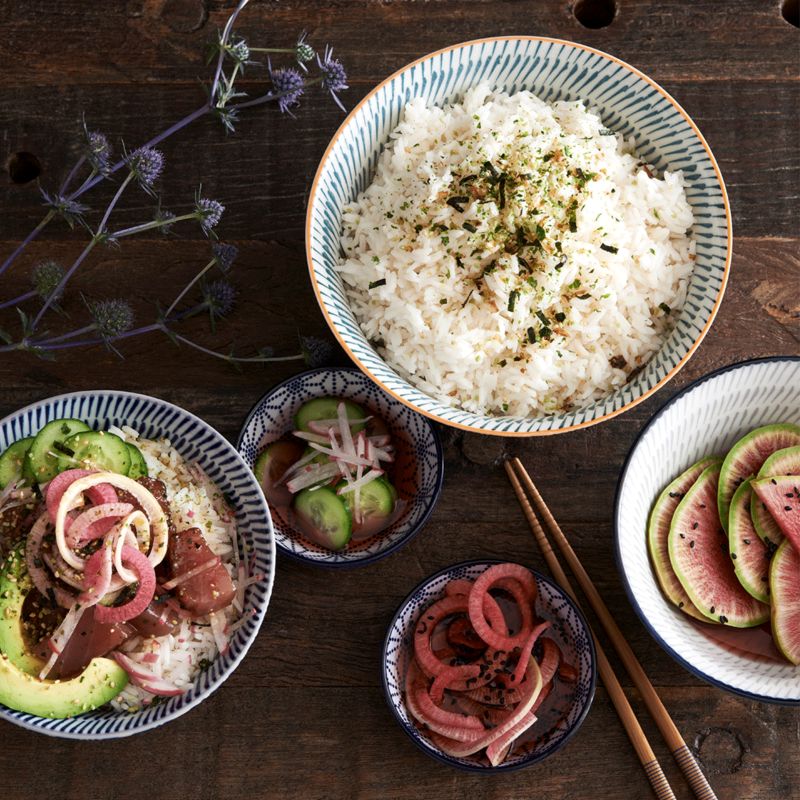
382, 560, 597, 771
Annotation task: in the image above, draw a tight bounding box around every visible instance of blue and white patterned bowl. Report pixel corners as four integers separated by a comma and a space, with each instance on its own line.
0, 390, 275, 738
382, 560, 597, 771
307, 37, 731, 436
616, 357, 800, 704
237, 368, 444, 567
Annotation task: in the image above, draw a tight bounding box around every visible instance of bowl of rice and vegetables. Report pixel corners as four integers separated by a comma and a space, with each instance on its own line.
307, 37, 731, 436
0, 391, 274, 738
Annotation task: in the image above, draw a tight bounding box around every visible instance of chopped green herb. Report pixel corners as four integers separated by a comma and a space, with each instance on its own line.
569, 279, 581, 290
508, 290, 520, 312
535, 224, 547, 241
600, 243, 619, 254
446, 196, 470, 213
554, 312, 566, 323
535, 310, 550, 326
439, 298, 447, 305
577, 293, 591, 300
368, 279, 387, 289
462, 221, 477, 233
659, 302, 671, 314
372, 255, 380, 264
539, 326, 553, 339
527, 326, 537, 344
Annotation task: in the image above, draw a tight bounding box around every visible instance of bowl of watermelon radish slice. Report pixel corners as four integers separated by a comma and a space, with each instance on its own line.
237, 368, 444, 567
382, 561, 596, 771
616, 356, 800, 704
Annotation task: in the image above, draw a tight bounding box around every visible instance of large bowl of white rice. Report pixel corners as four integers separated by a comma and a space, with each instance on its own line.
306, 37, 731, 436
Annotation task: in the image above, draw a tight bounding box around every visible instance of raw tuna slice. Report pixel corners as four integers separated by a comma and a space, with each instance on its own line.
669, 463, 769, 627
717, 424, 800, 532
728, 480, 772, 604
750, 446, 800, 549
648, 457, 718, 621
751, 475, 800, 555
769, 540, 800, 665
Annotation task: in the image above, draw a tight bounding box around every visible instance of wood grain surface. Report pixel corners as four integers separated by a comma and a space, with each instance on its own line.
0, 1, 798, 798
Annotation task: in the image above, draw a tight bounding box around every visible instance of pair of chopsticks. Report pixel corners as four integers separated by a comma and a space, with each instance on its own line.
505, 458, 718, 800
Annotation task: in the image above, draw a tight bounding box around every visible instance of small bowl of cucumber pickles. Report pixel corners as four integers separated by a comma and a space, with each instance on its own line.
237, 368, 445, 567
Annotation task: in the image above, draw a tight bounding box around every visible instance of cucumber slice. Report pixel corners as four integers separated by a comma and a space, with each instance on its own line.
125, 443, 148, 480
56, 431, 131, 476
337, 476, 397, 520
0, 437, 34, 488
293, 486, 352, 550
294, 397, 367, 434
26, 419, 91, 484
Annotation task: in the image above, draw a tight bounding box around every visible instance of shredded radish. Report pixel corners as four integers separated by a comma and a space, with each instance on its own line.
368, 435, 391, 446
276, 447, 322, 484
208, 611, 229, 655
337, 469, 384, 495
112, 652, 184, 696
160, 556, 220, 591
291, 430, 330, 445
337, 402, 356, 461
285, 461, 341, 493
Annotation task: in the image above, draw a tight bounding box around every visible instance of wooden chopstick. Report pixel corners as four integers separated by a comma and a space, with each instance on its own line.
504, 461, 677, 800
508, 457, 719, 800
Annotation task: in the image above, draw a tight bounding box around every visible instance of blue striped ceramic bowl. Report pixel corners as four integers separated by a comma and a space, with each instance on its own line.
237, 368, 444, 567
0, 390, 275, 738
616, 358, 800, 704
307, 37, 731, 436
382, 561, 597, 771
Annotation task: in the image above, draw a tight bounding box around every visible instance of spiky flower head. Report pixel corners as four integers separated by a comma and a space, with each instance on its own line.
212, 243, 238, 272
269, 64, 305, 115
228, 37, 250, 64
40, 190, 89, 229
317, 46, 348, 111
85, 130, 112, 176
88, 299, 135, 339
126, 147, 164, 193
295, 31, 315, 71
31, 260, 65, 302
195, 197, 225, 234
203, 280, 237, 318
155, 208, 177, 235
215, 105, 240, 135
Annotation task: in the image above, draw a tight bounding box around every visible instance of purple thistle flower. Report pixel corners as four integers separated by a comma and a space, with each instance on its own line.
317, 46, 348, 111
88, 298, 135, 338
126, 146, 164, 191
86, 130, 112, 176
212, 242, 238, 272
295, 31, 315, 71
196, 197, 225, 234
269, 64, 305, 115
203, 280, 237, 317
40, 190, 88, 229
32, 260, 65, 302
300, 335, 335, 368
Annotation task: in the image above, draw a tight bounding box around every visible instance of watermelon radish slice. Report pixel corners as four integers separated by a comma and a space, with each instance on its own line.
728, 480, 772, 604
648, 457, 718, 621
751, 446, 800, 549
717, 424, 800, 532
669, 463, 769, 627
769, 539, 800, 665
751, 475, 800, 555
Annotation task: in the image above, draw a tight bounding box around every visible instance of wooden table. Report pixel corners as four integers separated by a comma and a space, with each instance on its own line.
1, 1, 798, 797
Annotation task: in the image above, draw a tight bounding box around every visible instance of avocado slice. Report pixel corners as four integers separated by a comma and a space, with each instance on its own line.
0, 546, 41, 675
0, 546, 129, 718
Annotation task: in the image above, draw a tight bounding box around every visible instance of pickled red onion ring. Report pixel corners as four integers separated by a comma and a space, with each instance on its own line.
54, 472, 168, 571
94, 545, 156, 623
79, 542, 113, 607
24, 512, 75, 609
66, 502, 134, 549
112, 652, 185, 697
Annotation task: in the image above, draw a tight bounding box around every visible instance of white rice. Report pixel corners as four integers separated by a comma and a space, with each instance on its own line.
336, 84, 695, 416
106, 426, 240, 712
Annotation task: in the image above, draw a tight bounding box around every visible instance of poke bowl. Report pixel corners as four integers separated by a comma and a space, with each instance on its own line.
616, 357, 800, 704
307, 36, 731, 436
236, 367, 444, 567
0, 390, 275, 738
382, 560, 596, 771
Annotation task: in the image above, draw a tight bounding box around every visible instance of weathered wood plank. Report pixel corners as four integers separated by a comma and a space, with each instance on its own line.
0, 0, 797, 87
1, 78, 797, 240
